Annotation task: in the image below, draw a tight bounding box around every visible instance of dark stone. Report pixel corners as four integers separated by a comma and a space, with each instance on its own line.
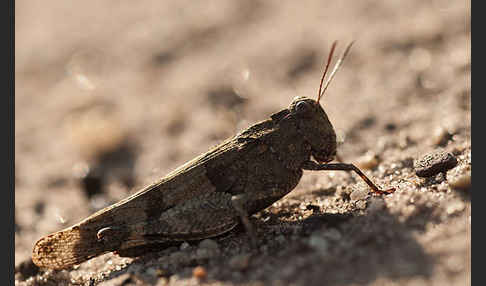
414, 151, 458, 177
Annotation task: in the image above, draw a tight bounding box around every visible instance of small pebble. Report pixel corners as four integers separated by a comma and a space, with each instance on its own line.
195, 247, 218, 259
192, 266, 207, 280
350, 188, 369, 201
337, 186, 352, 201
368, 197, 386, 213
401, 157, 415, 168
323, 228, 342, 241
446, 200, 465, 215
169, 251, 191, 265
448, 171, 471, 191
398, 134, 415, 149
155, 269, 170, 277
430, 127, 453, 147
356, 152, 380, 170
199, 239, 219, 250
452, 144, 467, 155
229, 254, 251, 270
145, 267, 158, 277
355, 200, 367, 210
179, 242, 190, 251
414, 151, 457, 177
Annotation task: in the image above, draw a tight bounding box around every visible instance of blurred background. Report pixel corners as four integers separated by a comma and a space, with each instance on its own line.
16, 1, 470, 285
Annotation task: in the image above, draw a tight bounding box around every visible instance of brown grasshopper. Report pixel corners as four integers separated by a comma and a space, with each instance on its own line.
32, 41, 394, 270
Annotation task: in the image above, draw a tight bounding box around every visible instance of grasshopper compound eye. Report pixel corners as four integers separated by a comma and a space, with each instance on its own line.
295, 101, 311, 114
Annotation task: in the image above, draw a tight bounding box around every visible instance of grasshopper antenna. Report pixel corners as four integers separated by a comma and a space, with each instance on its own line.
318, 41, 354, 101
317, 41, 338, 103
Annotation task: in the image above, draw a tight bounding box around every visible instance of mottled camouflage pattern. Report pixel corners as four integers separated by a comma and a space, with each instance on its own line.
32, 96, 338, 269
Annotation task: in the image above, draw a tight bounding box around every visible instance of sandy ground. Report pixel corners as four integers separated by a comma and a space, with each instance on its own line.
15, 1, 470, 285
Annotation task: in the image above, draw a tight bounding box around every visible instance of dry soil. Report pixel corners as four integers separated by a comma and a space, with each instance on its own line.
15, 1, 470, 285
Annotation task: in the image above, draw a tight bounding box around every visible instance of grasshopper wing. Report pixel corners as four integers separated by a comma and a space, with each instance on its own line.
32, 124, 270, 269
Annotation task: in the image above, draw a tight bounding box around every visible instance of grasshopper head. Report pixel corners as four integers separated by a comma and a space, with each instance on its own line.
288, 96, 337, 163
286, 40, 353, 163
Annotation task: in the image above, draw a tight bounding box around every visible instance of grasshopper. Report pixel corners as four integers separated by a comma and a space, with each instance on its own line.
32, 41, 394, 270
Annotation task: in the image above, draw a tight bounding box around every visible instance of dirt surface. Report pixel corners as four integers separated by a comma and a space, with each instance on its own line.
15, 1, 470, 285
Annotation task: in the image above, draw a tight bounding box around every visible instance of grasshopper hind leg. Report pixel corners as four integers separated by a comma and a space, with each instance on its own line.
95, 226, 173, 257
104, 192, 241, 257
114, 240, 179, 258
115, 193, 257, 257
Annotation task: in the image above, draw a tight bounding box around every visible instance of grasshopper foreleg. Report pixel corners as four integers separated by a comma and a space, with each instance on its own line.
302, 161, 395, 195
